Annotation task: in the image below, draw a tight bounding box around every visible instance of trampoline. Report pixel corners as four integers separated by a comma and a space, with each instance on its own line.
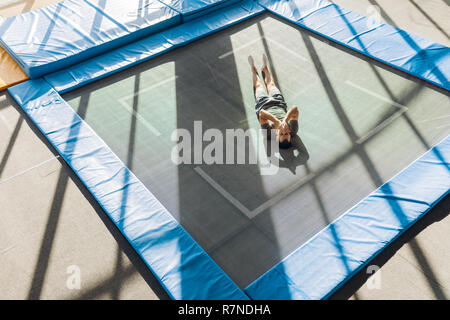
5, 0, 450, 300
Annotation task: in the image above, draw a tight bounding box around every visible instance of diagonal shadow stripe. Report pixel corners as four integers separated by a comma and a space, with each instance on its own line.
0, 117, 23, 178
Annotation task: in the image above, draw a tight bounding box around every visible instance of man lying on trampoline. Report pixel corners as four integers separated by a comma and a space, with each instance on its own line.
249, 54, 299, 149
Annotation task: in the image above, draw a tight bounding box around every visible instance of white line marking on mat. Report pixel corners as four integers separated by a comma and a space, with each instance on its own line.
344, 80, 410, 144
194, 166, 316, 219
194, 166, 254, 218
416, 115, 450, 123
219, 36, 307, 62
345, 80, 408, 109
289, 78, 320, 99
435, 123, 450, 130
266, 37, 307, 62
250, 172, 315, 217
118, 76, 178, 137
355, 108, 408, 144
0, 156, 60, 185
219, 37, 265, 59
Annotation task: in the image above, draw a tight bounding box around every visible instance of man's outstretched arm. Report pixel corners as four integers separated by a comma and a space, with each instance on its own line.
285, 106, 299, 122
285, 106, 299, 135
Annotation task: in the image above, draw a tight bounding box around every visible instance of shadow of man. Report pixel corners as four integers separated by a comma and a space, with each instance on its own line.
278, 134, 309, 174
265, 133, 309, 174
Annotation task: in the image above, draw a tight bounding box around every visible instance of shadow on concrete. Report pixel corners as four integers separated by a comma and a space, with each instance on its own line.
7, 91, 169, 300
330, 193, 450, 300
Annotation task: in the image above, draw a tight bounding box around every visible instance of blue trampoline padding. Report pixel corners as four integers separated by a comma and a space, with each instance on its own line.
245, 135, 450, 300
158, 0, 243, 22
257, 0, 450, 91
0, 0, 181, 79
44, 0, 265, 93
8, 79, 249, 300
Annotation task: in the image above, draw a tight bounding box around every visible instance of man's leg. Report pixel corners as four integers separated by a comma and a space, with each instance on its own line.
249, 55, 267, 99
249, 55, 271, 127
261, 53, 282, 97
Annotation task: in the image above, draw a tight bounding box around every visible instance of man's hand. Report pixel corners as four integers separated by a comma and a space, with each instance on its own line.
279, 121, 290, 136
259, 109, 282, 127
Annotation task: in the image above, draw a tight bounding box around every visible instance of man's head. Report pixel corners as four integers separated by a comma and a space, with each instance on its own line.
278, 120, 292, 149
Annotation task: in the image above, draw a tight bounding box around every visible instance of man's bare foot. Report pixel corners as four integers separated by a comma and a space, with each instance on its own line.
248, 55, 256, 70
262, 53, 268, 69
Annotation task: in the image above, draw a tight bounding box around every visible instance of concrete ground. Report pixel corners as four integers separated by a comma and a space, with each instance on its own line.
0, 0, 449, 300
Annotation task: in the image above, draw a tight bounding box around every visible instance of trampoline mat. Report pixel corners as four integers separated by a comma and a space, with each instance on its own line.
63, 13, 450, 288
